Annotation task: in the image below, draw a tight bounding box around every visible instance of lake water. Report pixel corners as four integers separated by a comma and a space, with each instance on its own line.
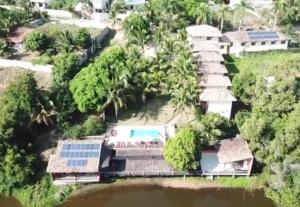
0, 195, 21, 207
61, 185, 276, 207
0, 186, 276, 207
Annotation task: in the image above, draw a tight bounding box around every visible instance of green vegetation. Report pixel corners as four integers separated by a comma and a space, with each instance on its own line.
25, 31, 49, 52
0, 8, 40, 37
226, 51, 300, 75
230, 51, 300, 207
13, 176, 76, 207
195, 113, 237, 145
164, 128, 200, 171
64, 117, 106, 138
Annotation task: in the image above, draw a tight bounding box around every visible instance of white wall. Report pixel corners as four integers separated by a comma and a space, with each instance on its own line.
207, 101, 232, 119
229, 41, 289, 56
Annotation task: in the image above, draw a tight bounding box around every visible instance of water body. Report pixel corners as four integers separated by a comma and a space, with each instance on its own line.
0, 195, 21, 207
61, 185, 276, 207
0, 186, 276, 207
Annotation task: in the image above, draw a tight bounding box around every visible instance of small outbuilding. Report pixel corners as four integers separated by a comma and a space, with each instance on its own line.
201, 136, 254, 176
30, 0, 52, 9
199, 88, 236, 119
224, 30, 289, 56
47, 139, 111, 185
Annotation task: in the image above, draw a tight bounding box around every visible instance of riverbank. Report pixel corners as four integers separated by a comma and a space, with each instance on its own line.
70, 176, 266, 198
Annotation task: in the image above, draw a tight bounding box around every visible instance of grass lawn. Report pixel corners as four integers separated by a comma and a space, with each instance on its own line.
226, 50, 300, 77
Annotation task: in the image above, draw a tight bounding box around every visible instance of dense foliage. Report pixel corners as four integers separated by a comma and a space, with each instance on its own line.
0, 73, 37, 194
64, 117, 106, 138
25, 31, 49, 52
164, 128, 200, 171
195, 113, 237, 145
231, 54, 300, 207
0, 8, 40, 37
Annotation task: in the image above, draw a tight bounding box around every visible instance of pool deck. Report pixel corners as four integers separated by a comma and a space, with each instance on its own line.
106, 125, 176, 147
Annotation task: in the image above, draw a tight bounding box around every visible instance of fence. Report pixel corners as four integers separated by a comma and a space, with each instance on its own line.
53, 19, 109, 29
0, 59, 53, 72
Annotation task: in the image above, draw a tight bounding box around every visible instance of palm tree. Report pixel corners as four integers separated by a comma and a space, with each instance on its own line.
129, 27, 149, 49
233, 0, 254, 30
194, 2, 212, 25
55, 30, 76, 53
103, 79, 135, 119
218, 3, 230, 32
32, 95, 56, 126
273, 0, 288, 30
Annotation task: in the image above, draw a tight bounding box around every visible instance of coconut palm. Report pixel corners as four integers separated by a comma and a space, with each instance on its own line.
233, 0, 254, 30
194, 2, 212, 25
32, 95, 56, 126
273, 0, 288, 29
103, 78, 135, 119
218, 3, 230, 32
128, 27, 149, 49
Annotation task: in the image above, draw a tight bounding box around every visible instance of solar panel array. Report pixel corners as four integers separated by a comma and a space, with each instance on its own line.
61, 143, 101, 168
247, 31, 279, 41
67, 159, 88, 167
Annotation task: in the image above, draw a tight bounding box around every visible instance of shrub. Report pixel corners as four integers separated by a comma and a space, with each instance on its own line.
164, 128, 200, 171
64, 117, 106, 138
25, 31, 49, 52
73, 28, 92, 49
0, 38, 9, 57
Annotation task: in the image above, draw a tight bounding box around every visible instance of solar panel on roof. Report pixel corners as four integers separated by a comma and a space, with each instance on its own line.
247, 31, 279, 41
66, 159, 88, 167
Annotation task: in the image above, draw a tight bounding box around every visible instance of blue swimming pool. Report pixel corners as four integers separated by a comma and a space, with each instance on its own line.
130, 129, 160, 139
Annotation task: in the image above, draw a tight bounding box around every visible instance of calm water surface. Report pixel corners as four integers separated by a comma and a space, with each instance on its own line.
0, 186, 276, 207
0, 195, 21, 207
61, 185, 276, 207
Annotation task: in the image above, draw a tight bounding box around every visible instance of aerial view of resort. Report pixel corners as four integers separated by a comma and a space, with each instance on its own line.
0, 0, 299, 206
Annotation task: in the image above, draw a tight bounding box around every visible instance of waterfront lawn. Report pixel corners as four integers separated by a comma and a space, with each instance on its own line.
225, 51, 300, 77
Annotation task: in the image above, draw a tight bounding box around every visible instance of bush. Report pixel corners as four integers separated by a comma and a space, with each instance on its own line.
196, 113, 237, 145
164, 128, 200, 171
25, 31, 49, 52
73, 28, 92, 49
0, 38, 9, 57
64, 117, 106, 138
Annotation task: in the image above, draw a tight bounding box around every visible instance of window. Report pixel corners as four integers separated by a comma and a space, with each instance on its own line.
95, 9, 102, 13
207, 37, 212, 40
241, 43, 246, 46
281, 40, 286, 44
39, 3, 43, 7
271, 41, 276, 45
261, 42, 266, 45
220, 46, 224, 49
251, 42, 256, 46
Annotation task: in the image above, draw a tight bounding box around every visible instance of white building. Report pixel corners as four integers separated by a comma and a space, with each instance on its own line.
224, 30, 290, 56
92, 0, 111, 12
199, 88, 237, 119
125, 0, 146, 10
30, 0, 52, 9
226, 0, 273, 9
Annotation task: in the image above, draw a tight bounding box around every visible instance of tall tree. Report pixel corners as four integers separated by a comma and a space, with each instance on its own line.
233, 0, 254, 30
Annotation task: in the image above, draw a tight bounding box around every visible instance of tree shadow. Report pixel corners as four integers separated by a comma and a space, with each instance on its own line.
113, 96, 170, 124
224, 55, 240, 79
